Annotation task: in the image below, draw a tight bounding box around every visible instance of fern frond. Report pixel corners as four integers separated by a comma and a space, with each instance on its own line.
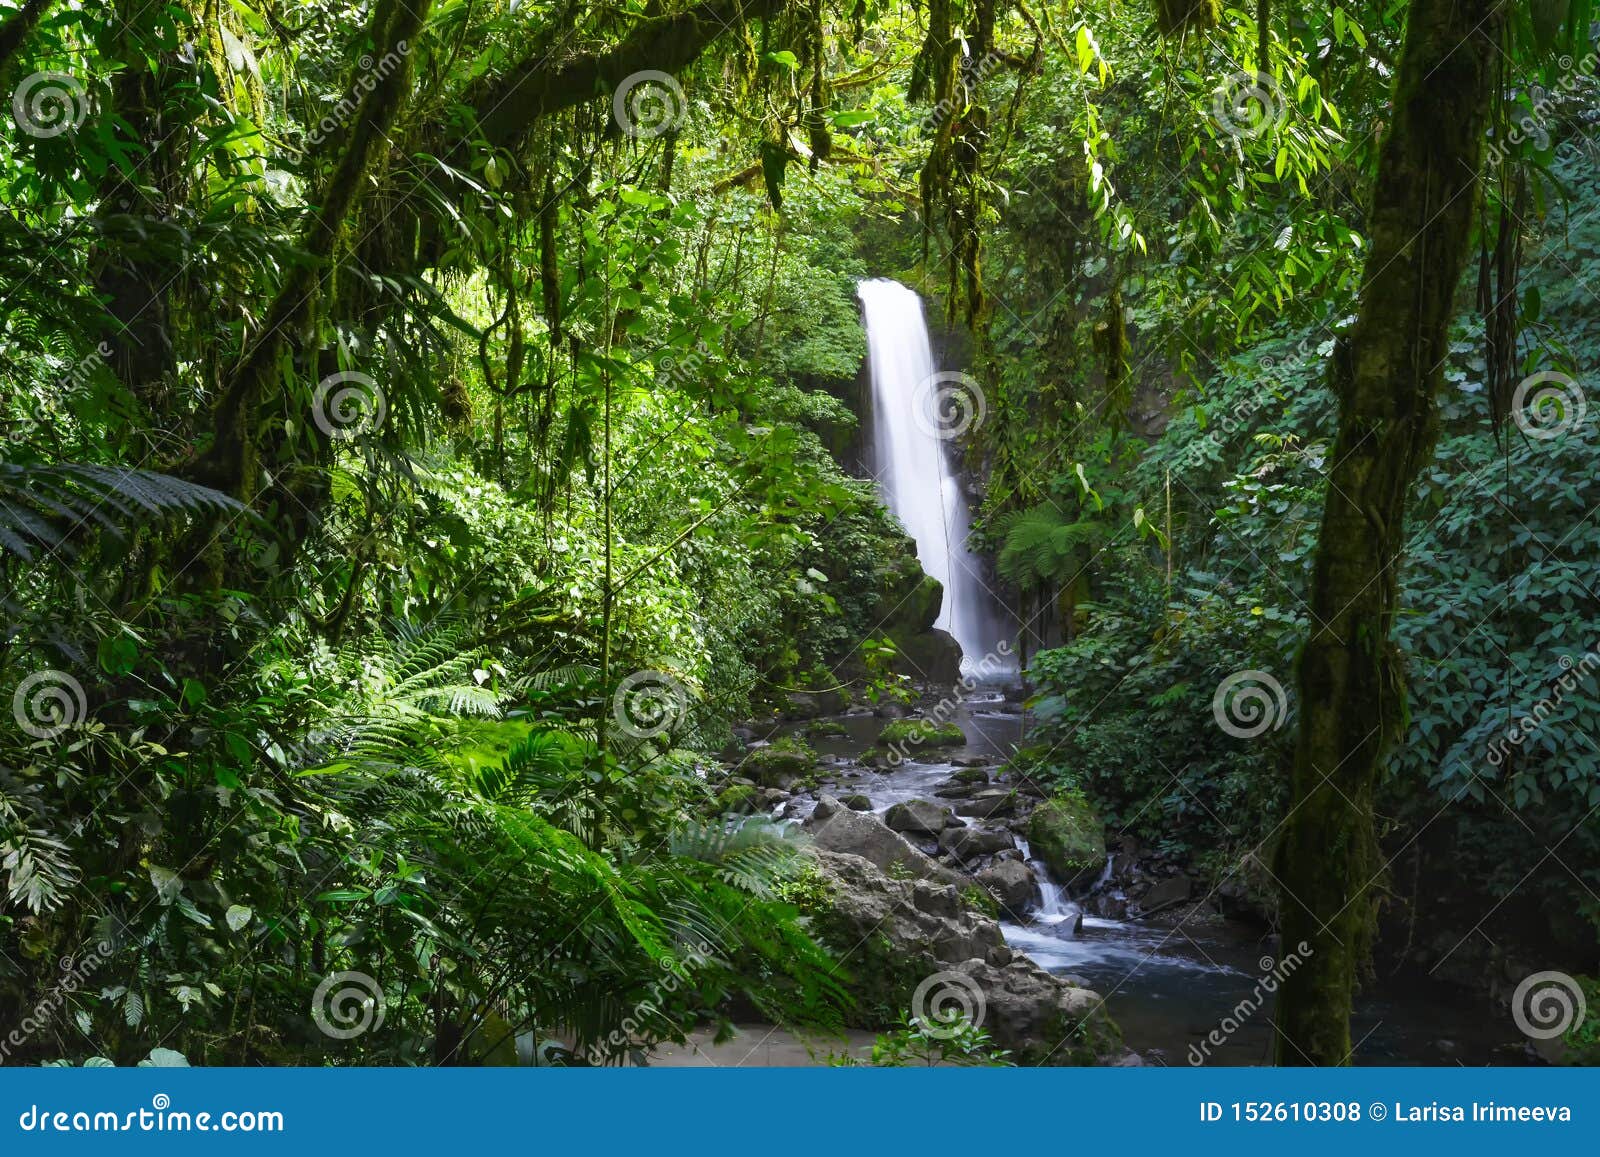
0, 463, 246, 562
994, 503, 1106, 588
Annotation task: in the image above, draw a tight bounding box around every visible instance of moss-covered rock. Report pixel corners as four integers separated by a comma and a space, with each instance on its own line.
806, 849, 1123, 1062
891, 628, 964, 686
739, 736, 817, 787
879, 561, 942, 636
717, 784, 758, 812
841, 793, 873, 811
1027, 792, 1107, 885
877, 717, 965, 749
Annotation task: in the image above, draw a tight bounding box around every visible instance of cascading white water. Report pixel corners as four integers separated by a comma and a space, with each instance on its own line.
858, 278, 1016, 679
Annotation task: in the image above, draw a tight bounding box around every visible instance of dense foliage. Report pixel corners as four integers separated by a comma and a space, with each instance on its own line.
1, 0, 1595, 1066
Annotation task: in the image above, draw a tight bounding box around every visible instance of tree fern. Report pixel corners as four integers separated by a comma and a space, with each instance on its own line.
994, 503, 1107, 589
0, 463, 245, 562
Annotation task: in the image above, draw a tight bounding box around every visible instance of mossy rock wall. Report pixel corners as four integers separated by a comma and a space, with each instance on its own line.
1028, 793, 1107, 886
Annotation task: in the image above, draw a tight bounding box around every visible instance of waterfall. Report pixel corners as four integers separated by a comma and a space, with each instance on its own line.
858, 278, 1016, 679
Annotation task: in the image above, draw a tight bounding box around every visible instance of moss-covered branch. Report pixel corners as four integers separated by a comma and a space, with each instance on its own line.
196, 0, 434, 499
474, 0, 789, 154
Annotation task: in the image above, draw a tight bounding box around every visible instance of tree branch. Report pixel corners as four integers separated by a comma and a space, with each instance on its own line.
474, 0, 788, 153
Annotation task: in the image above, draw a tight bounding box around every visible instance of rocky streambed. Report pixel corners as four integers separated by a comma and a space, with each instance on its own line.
716, 694, 1527, 1066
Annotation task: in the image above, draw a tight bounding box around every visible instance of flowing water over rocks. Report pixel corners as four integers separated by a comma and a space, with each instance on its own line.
741, 702, 1524, 1066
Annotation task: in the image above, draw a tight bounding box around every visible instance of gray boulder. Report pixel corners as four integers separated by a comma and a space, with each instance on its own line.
938, 826, 1017, 862
954, 789, 1017, 819
809, 850, 1008, 969
1138, 875, 1192, 914
977, 858, 1039, 915
884, 798, 953, 835
805, 851, 1121, 1064
944, 957, 1120, 1065
805, 796, 964, 886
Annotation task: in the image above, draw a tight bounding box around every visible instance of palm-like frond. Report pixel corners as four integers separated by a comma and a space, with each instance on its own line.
667, 817, 809, 900
0, 463, 246, 562
472, 729, 586, 805
994, 503, 1105, 588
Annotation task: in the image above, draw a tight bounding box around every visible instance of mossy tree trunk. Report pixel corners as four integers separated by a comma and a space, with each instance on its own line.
0, 0, 54, 74
196, 0, 433, 507
1273, 0, 1502, 1066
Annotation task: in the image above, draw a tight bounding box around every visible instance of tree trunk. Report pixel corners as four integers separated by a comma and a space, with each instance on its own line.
1273, 0, 1502, 1066
194, 0, 432, 507
0, 0, 54, 75
93, 0, 180, 408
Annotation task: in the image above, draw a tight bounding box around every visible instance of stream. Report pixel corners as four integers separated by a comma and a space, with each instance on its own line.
768, 701, 1523, 1066
769, 275, 1530, 1066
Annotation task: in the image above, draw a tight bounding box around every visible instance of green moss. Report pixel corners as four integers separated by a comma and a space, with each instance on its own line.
1027, 791, 1106, 882
877, 717, 965, 748
804, 719, 849, 738
740, 736, 817, 787
962, 885, 999, 919
718, 784, 757, 812
950, 766, 989, 785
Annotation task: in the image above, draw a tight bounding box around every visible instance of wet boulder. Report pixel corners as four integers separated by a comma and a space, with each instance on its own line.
804, 851, 1121, 1064
884, 798, 956, 835
954, 789, 1017, 819
1027, 793, 1107, 886
877, 717, 966, 749
1137, 875, 1192, 914
738, 736, 817, 788
977, 858, 1039, 916
805, 795, 964, 886
938, 825, 1016, 862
